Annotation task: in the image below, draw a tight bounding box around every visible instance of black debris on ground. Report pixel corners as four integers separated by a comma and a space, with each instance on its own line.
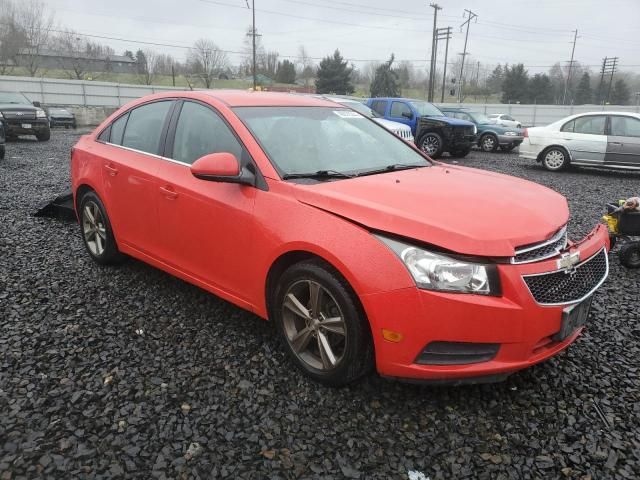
1, 131, 639, 479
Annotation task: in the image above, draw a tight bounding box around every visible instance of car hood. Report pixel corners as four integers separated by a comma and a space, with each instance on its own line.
293, 164, 569, 257
374, 118, 412, 131
0, 104, 38, 111
423, 115, 475, 127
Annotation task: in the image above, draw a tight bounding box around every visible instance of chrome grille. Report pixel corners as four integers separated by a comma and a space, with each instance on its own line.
393, 129, 412, 140
2, 111, 36, 121
522, 248, 608, 305
512, 227, 568, 264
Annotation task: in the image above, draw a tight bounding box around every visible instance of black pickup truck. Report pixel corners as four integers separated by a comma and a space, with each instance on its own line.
0, 91, 51, 141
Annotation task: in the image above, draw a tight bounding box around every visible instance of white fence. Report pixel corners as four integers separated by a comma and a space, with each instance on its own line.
1, 75, 639, 126
0, 75, 188, 108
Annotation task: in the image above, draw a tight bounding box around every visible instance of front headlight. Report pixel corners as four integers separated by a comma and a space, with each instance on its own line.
473, 125, 477, 134
377, 235, 499, 295
36, 109, 47, 118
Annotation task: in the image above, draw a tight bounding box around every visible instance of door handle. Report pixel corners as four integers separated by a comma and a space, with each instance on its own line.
159, 186, 178, 200
610, 142, 624, 146
104, 164, 119, 176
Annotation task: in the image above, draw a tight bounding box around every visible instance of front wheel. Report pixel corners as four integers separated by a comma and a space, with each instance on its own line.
542, 147, 569, 171
273, 260, 373, 386
619, 242, 640, 268
419, 132, 444, 159
0, 144, 5, 160
36, 127, 51, 141
79, 191, 124, 265
479, 134, 498, 152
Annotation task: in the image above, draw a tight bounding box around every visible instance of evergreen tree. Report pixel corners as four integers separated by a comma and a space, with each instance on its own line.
275, 59, 296, 84
574, 72, 592, 105
527, 73, 553, 104
611, 79, 631, 105
486, 64, 504, 94
501, 64, 529, 103
370, 54, 400, 98
315, 49, 354, 95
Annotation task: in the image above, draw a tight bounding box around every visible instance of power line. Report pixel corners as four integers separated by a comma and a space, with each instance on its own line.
562, 29, 579, 105
457, 9, 477, 103
427, 3, 442, 102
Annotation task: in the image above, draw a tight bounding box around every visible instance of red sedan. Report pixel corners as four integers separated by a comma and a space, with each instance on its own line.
71, 91, 609, 386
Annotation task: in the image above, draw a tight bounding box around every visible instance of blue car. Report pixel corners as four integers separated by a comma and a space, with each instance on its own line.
367, 97, 477, 158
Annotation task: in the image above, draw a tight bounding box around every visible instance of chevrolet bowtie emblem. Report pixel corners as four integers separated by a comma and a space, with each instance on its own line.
557, 251, 580, 273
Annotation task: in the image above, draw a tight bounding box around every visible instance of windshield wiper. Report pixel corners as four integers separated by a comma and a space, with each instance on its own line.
355, 163, 426, 177
282, 169, 355, 180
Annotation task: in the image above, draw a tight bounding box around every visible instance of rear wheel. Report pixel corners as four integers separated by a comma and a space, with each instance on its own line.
79, 191, 124, 265
480, 133, 498, 152
0, 144, 4, 160
419, 132, 444, 159
619, 242, 640, 268
273, 260, 373, 386
542, 147, 569, 171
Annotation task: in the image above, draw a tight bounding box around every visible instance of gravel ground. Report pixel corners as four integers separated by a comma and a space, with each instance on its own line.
1, 130, 639, 480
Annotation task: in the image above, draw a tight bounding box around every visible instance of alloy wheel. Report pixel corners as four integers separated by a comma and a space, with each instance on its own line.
481, 135, 496, 151
421, 135, 439, 155
544, 149, 565, 170
82, 201, 107, 256
281, 280, 347, 371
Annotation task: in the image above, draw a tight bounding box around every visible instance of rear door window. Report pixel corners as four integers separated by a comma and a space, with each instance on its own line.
610, 116, 640, 138
121, 101, 173, 155
370, 100, 387, 116
109, 113, 129, 145
171, 101, 243, 165
572, 115, 606, 135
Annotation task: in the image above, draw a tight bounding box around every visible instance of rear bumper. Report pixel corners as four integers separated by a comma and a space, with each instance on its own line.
519, 139, 544, 160
498, 134, 523, 146
361, 224, 609, 382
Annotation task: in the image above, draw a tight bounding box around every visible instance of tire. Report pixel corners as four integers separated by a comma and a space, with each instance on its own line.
541, 146, 569, 171
272, 260, 374, 386
500, 145, 516, 152
609, 234, 617, 250
479, 133, 498, 152
419, 132, 444, 159
36, 127, 51, 141
449, 147, 471, 158
619, 242, 640, 269
0, 144, 4, 160
517, 124, 522, 128
78, 191, 124, 265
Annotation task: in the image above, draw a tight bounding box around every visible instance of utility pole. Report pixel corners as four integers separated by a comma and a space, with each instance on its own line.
562, 29, 579, 105
457, 9, 478, 103
607, 57, 618, 104
245, 0, 259, 90
427, 3, 442, 101
439, 26, 452, 102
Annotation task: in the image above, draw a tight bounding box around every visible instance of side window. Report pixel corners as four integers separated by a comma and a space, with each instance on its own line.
610, 116, 640, 138
573, 115, 606, 135
390, 101, 411, 118
109, 113, 129, 145
560, 120, 574, 133
455, 112, 471, 121
97, 125, 111, 142
503, 115, 514, 121
370, 100, 387, 116
171, 101, 242, 165
121, 101, 172, 155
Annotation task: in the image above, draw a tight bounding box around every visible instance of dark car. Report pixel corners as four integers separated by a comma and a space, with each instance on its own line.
441, 107, 524, 153
367, 97, 477, 158
0, 91, 51, 141
0, 118, 5, 160
47, 107, 77, 129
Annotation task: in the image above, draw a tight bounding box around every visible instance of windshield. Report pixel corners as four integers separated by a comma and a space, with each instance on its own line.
469, 112, 492, 124
0, 92, 32, 105
338, 101, 380, 118
234, 106, 430, 177
409, 101, 444, 117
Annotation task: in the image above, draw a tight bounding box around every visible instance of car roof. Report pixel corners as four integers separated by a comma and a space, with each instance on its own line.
369, 97, 425, 102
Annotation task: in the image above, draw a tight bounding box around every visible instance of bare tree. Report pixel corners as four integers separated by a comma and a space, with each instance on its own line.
14, 0, 54, 76
296, 45, 314, 87
260, 50, 279, 78
52, 29, 90, 79
136, 49, 159, 85
187, 38, 228, 88
0, 0, 24, 74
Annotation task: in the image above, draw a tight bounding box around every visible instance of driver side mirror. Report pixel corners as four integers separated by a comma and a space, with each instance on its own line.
190, 152, 255, 186
401, 111, 413, 119
32, 101, 41, 108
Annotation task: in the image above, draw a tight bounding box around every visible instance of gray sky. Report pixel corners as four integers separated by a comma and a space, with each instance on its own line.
46, 0, 640, 75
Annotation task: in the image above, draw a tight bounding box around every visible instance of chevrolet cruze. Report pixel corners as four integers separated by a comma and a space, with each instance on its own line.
71, 91, 609, 386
